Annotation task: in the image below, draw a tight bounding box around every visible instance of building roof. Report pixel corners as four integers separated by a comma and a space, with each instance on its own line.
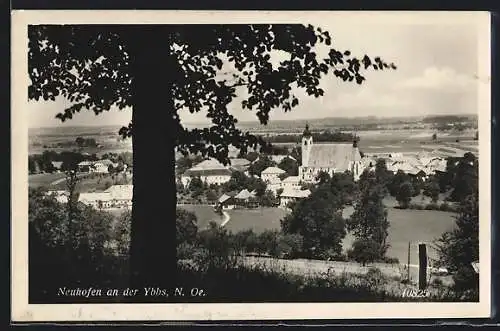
191, 158, 227, 170
97, 159, 114, 166
79, 192, 112, 202
282, 176, 300, 184
184, 168, 233, 177
229, 158, 251, 167
235, 189, 256, 200
270, 155, 296, 164
261, 166, 286, 175
280, 188, 311, 198
218, 194, 234, 204
51, 161, 63, 169
306, 143, 362, 170
104, 184, 133, 200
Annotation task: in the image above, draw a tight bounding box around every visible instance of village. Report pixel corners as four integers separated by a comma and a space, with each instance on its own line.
42, 124, 451, 215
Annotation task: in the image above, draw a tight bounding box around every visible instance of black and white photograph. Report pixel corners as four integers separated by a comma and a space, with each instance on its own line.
12, 10, 491, 321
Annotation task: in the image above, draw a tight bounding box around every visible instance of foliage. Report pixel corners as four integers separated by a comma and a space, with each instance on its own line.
423, 179, 440, 203
347, 179, 389, 261
347, 239, 382, 266
259, 189, 279, 207
248, 155, 276, 177
176, 209, 199, 245
281, 185, 346, 259
188, 176, 204, 198
278, 156, 299, 177
29, 23, 395, 287
395, 181, 414, 209
388, 170, 411, 197
449, 153, 478, 202
436, 192, 479, 295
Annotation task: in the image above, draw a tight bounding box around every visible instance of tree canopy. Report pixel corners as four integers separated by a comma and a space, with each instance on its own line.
29, 24, 395, 165
29, 24, 396, 290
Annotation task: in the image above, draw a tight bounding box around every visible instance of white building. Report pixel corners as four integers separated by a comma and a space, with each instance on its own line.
282, 176, 301, 190
78, 184, 133, 209
299, 124, 365, 182
45, 190, 69, 204
181, 158, 233, 187
279, 188, 311, 208
261, 166, 286, 183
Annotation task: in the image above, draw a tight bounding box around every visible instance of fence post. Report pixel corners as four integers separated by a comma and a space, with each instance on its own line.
418, 243, 427, 290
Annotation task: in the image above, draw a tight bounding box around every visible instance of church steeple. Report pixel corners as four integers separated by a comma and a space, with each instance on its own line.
303, 123, 312, 138
352, 129, 359, 148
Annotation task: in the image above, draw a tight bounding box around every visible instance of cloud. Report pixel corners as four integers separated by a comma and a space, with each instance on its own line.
399, 66, 476, 91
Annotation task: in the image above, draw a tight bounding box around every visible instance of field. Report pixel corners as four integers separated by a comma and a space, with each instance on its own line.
30, 172, 132, 193
182, 204, 456, 267
177, 204, 225, 230
28, 173, 68, 188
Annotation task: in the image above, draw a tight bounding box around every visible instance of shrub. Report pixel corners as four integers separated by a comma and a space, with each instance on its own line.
348, 239, 381, 266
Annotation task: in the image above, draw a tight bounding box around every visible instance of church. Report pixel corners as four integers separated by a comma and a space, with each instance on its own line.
299, 124, 364, 182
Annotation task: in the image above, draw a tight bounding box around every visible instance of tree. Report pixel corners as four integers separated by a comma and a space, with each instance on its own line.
188, 176, 204, 198
248, 155, 276, 177
436, 192, 479, 296
290, 147, 302, 166
176, 209, 198, 245
423, 179, 440, 203
432, 133, 437, 141
315, 170, 331, 184
374, 158, 391, 194
278, 156, 298, 177
388, 170, 410, 197
281, 185, 346, 259
29, 24, 395, 289
75, 136, 85, 147
243, 151, 259, 163
396, 181, 413, 209
450, 152, 478, 202
206, 189, 219, 203
348, 238, 380, 266
347, 182, 389, 261
259, 189, 278, 207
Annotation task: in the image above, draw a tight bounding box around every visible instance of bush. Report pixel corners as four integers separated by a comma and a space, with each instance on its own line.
382, 256, 400, 264
348, 239, 381, 266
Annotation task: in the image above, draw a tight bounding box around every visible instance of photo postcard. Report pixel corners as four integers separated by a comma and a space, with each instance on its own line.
11, 10, 492, 322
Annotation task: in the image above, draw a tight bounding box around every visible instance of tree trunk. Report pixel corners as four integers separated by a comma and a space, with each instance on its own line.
128, 27, 178, 294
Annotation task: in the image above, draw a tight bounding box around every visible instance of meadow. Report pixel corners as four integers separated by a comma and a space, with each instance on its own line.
181, 204, 456, 267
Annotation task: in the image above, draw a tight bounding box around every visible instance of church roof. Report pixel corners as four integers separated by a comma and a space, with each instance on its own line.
307, 143, 362, 171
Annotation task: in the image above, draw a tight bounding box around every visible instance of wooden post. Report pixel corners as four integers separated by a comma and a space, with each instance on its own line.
407, 241, 411, 282
418, 243, 427, 290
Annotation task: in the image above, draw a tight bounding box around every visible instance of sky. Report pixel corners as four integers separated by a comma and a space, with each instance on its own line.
28, 14, 482, 128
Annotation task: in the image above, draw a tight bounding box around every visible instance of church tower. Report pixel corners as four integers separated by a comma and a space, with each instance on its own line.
301, 123, 313, 167
350, 131, 363, 181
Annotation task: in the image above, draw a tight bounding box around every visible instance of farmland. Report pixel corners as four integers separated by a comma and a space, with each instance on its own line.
181, 204, 456, 267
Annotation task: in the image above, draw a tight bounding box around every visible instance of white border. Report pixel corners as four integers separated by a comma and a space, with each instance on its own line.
11, 10, 492, 322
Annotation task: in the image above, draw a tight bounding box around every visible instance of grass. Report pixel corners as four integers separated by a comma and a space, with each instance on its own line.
50, 172, 132, 193
177, 204, 225, 230
182, 204, 457, 267
28, 173, 67, 188
225, 208, 288, 234
342, 207, 456, 265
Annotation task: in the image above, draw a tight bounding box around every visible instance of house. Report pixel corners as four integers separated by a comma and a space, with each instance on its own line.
93, 161, 110, 174
216, 191, 238, 210
45, 190, 68, 204
234, 189, 258, 208
299, 124, 365, 182
78, 184, 133, 209
51, 161, 63, 171
261, 166, 286, 183
279, 188, 311, 208
282, 176, 301, 190
78, 192, 113, 209
228, 158, 251, 172
104, 184, 133, 208
270, 155, 296, 164
77, 160, 94, 172
181, 158, 233, 186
